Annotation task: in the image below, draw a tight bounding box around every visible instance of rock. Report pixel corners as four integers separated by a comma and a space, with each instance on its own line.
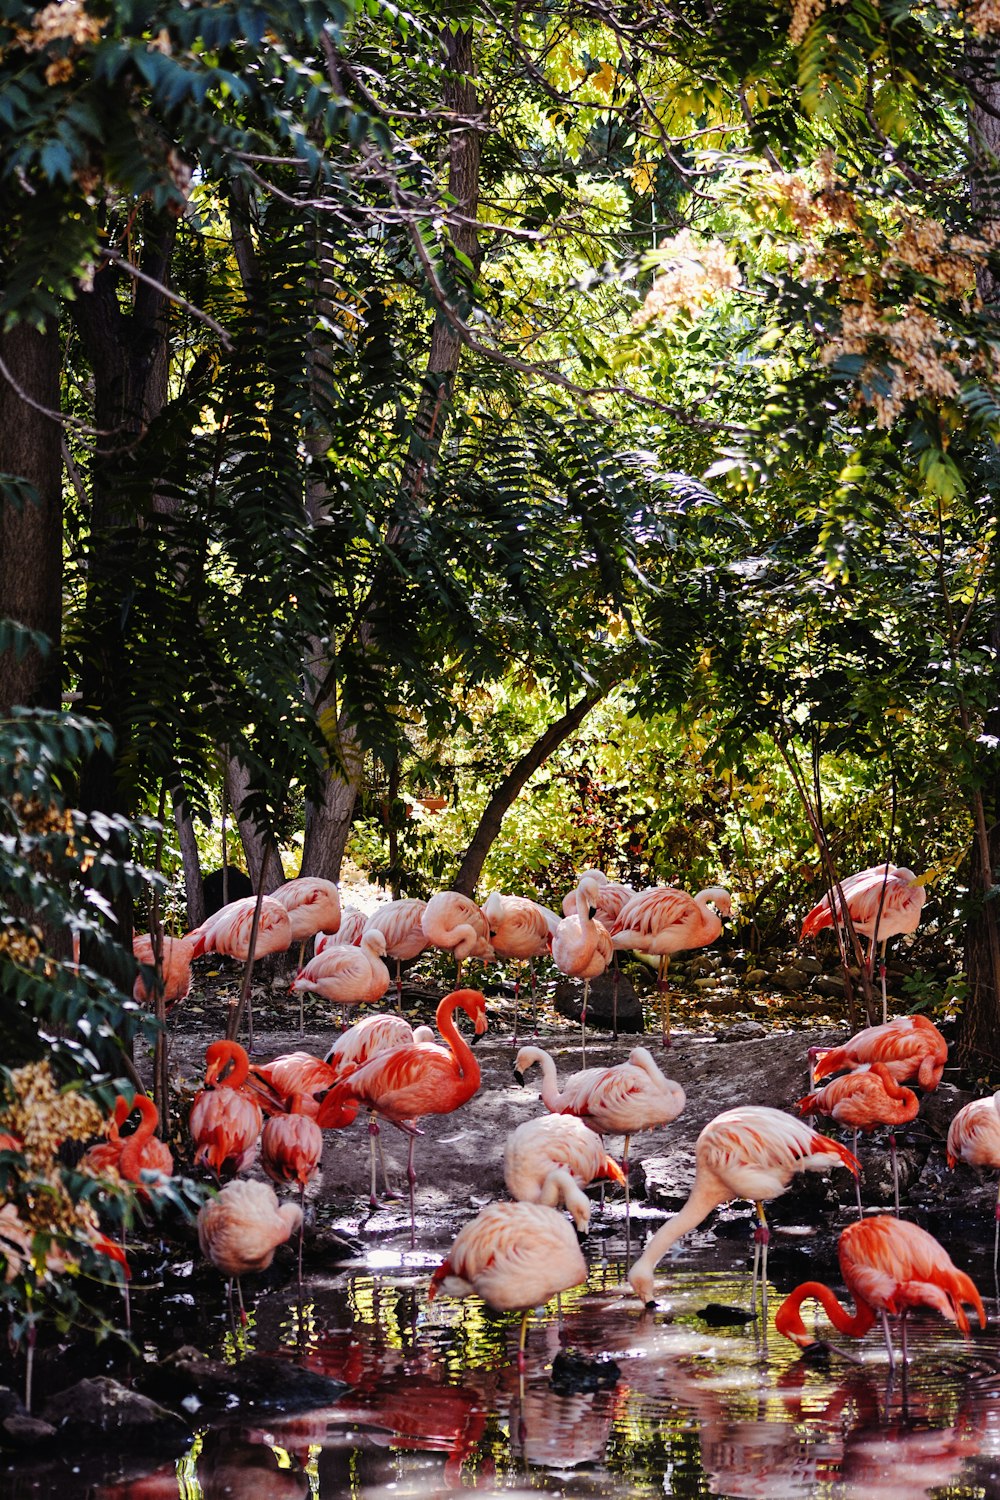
639, 1147, 698, 1209
716, 1021, 767, 1042
692, 977, 718, 992
552, 971, 644, 1033
813, 975, 846, 997
774, 967, 806, 994
1, 1413, 56, 1447
744, 969, 768, 986
201, 866, 253, 915
141, 1348, 347, 1416
0, 1387, 25, 1422
40, 1378, 190, 1445
687, 957, 719, 978
918, 1081, 968, 1141
793, 956, 823, 976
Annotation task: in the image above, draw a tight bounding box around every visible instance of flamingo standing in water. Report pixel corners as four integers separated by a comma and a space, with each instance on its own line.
811, 1014, 947, 1092
363, 900, 428, 1011
483, 892, 557, 1042
317, 904, 367, 951
420, 892, 493, 985
504, 1114, 626, 1231
948, 1097, 1000, 1290
317, 989, 488, 1244
132, 933, 197, 1009
189, 1041, 265, 1177
775, 1215, 985, 1371
271, 877, 342, 1032
796, 1063, 919, 1216
552, 874, 613, 1065
291, 929, 391, 1022
429, 1199, 587, 1370
611, 883, 730, 1047
261, 1108, 323, 1281
801, 863, 927, 1022
197, 1178, 302, 1323
627, 1105, 859, 1312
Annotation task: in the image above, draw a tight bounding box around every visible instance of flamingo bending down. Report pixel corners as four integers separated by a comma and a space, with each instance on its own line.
948, 1097, 1000, 1287
316, 904, 367, 952
796, 1062, 918, 1216
363, 900, 429, 1011
316, 989, 488, 1245
611, 884, 731, 1047
132, 933, 196, 1009
504, 1114, 626, 1231
188, 895, 293, 961
189, 1042, 265, 1176
428, 1199, 588, 1370
551, 875, 613, 1065
271, 878, 342, 1032
627, 1105, 859, 1311
250, 1051, 338, 1119
82, 1095, 174, 1187
801, 864, 926, 1023
811, 1014, 947, 1092
420, 892, 494, 985
291, 930, 391, 1021
483, 892, 556, 1042
197, 1178, 303, 1322
261, 1110, 324, 1281
775, 1215, 985, 1371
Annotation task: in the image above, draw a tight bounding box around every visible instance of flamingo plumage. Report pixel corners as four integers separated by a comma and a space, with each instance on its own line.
132, 933, 197, 1009
363, 899, 429, 1010
420, 892, 493, 984
947, 1096, 1000, 1287
316, 904, 367, 952
271, 877, 342, 1031
197, 1178, 302, 1322
188, 895, 293, 960
610, 883, 730, 1047
189, 1041, 264, 1177
797, 1062, 919, 1215
291, 929, 391, 1020
551, 874, 613, 1065
504, 1113, 626, 1232
801, 864, 926, 1022
811, 1014, 947, 1092
483, 891, 556, 1041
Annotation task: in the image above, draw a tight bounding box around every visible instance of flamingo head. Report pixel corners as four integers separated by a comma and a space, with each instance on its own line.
204, 1039, 245, 1087
483, 892, 504, 936
702, 886, 732, 917
577, 875, 602, 920
362, 930, 387, 959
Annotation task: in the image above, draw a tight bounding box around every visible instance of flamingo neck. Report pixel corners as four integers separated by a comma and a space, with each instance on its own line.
538, 1167, 591, 1231
207, 1040, 249, 1089
435, 992, 482, 1086
629, 1177, 730, 1295
525, 1048, 563, 1110
775, 1281, 876, 1344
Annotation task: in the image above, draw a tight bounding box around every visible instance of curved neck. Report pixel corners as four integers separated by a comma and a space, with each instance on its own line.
776, 1281, 876, 1343
207, 1040, 249, 1089
521, 1047, 562, 1109
118, 1096, 159, 1174
538, 1167, 590, 1230
436, 993, 481, 1086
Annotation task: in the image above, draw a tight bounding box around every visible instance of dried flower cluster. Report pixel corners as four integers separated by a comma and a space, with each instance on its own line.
633, 229, 741, 326
16, 0, 101, 50
965, 0, 1000, 36
788, 0, 848, 47
0, 929, 41, 965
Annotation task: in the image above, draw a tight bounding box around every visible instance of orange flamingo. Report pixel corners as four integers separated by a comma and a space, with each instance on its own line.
271, 877, 342, 1031
948, 1096, 1000, 1286
796, 1062, 918, 1215
483, 891, 556, 1041
250, 1050, 337, 1119
83, 1095, 174, 1186
420, 892, 493, 984
627, 1105, 859, 1311
775, 1215, 985, 1371
811, 1013, 947, 1092
504, 1113, 626, 1231
611, 882, 730, 1046
513, 1043, 685, 1211
261, 1109, 323, 1280
188, 894, 293, 960
552, 874, 613, 1064
363, 899, 429, 1011
197, 1178, 302, 1322
316, 988, 488, 1243
429, 1200, 587, 1369
316, 904, 367, 952
291, 929, 391, 1022
323, 1012, 436, 1078
132, 933, 196, 1009
189, 1041, 264, 1177
801, 863, 927, 1022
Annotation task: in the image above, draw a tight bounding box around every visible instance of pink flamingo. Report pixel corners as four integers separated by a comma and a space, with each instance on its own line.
551, 874, 613, 1065
483, 892, 557, 1041
132, 933, 196, 1009
811, 1014, 947, 1092
504, 1113, 626, 1231
261, 1108, 323, 1281
197, 1178, 302, 1322
420, 892, 493, 984
627, 1105, 859, 1311
189, 1041, 264, 1177
188, 894, 293, 960
291, 929, 390, 1022
611, 883, 731, 1047
316, 904, 367, 952
316, 989, 488, 1244
363, 899, 428, 1010
271, 878, 342, 1032
561, 869, 635, 923
948, 1096, 1000, 1288
801, 863, 927, 1022
796, 1062, 918, 1215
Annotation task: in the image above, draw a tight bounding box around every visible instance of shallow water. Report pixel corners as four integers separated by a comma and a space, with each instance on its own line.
8, 1214, 1000, 1500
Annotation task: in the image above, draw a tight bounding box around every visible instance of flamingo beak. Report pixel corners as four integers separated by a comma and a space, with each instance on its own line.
513, 1068, 525, 1086
588, 906, 597, 920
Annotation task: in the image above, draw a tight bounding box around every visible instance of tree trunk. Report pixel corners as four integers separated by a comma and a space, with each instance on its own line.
0, 320, 63, 713
225, 757, 285, 891
173, 788, 206, 928
451, 686, 607, 898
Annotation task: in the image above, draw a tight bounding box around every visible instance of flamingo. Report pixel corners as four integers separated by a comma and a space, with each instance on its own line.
420, 892, 493, 984
775, 1215, 985, 1370
428, 1199, 587, 1370
323, 1012, 437, 1076
627, 1105, 859, 1311
271, 877, 342, 1031
513, 1044, 685, 1213
291, 929, 391, 1022
197, 1178, 302, 1323
132, 933, 196, 1009
188, 894, 293, 960
561, 872, 635, 1037
551, 874, 613, 1064
504, 1113, 626, 1231
811, 1014, 947, 1092
316, 988, 488, 1244
948, 1097, 1000, 1289
610, 883, 731, 1047
483, 892, 556, 1042
189, 1041, 264, 1177
250, 1051, 338, 1119
801, 863, 927, 1022
363, 899, 428, 1011
316, 904, 367, 952
796, 1062, 919, 1215
261, 1109, 323, 1281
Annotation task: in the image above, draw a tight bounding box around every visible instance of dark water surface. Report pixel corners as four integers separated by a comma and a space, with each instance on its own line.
7, 1220, 1000, 1500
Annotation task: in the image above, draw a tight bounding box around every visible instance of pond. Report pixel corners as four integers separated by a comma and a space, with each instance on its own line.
7, 1205, 1000, 1500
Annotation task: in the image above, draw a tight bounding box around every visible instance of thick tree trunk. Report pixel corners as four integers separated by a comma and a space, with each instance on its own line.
225, 757, 285, 891
173, 789, 206, 928
451, 686, 607, 897
0, 321, 63, 713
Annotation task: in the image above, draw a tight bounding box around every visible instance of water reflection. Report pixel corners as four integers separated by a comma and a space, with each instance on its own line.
10, 1259, 1000, 1499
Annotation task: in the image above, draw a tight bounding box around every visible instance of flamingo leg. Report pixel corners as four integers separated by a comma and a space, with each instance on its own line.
889, 1132, 899, 1215
657, 955, 671, 1048
246, 991, 255, 1054
530, 959, 537, 1034
612, 954, 619, 1040
298, 1183, 306, 1286
455, 957, 463, 987
994, 1177, 1000, 1303
396, 957, 403, 1014
880, 1309, 896, 1371
237, 1276, 247, 1327
377, 1130, 398, 1199
121, 1222, 131, 1331
853, 1129, 863, 1218
512, 970, 520, 1048
517, 1308, 530, 1374
297, 940, 306, 1033
406, 1133, 418, 1250
622, 1132, 632, 1222
368, 1116, 380, 1209
900, 1308, 909, 1368
581, 977, 589, 1066
752, 1201, 770, 1316
879, 939, 888, 1024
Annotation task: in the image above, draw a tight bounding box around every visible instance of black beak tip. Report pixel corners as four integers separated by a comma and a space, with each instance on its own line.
589, 906, 597, 919
575, 1227, 588, 1246
644, 1298, 657, 1312
513, 1068, 525, 1086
